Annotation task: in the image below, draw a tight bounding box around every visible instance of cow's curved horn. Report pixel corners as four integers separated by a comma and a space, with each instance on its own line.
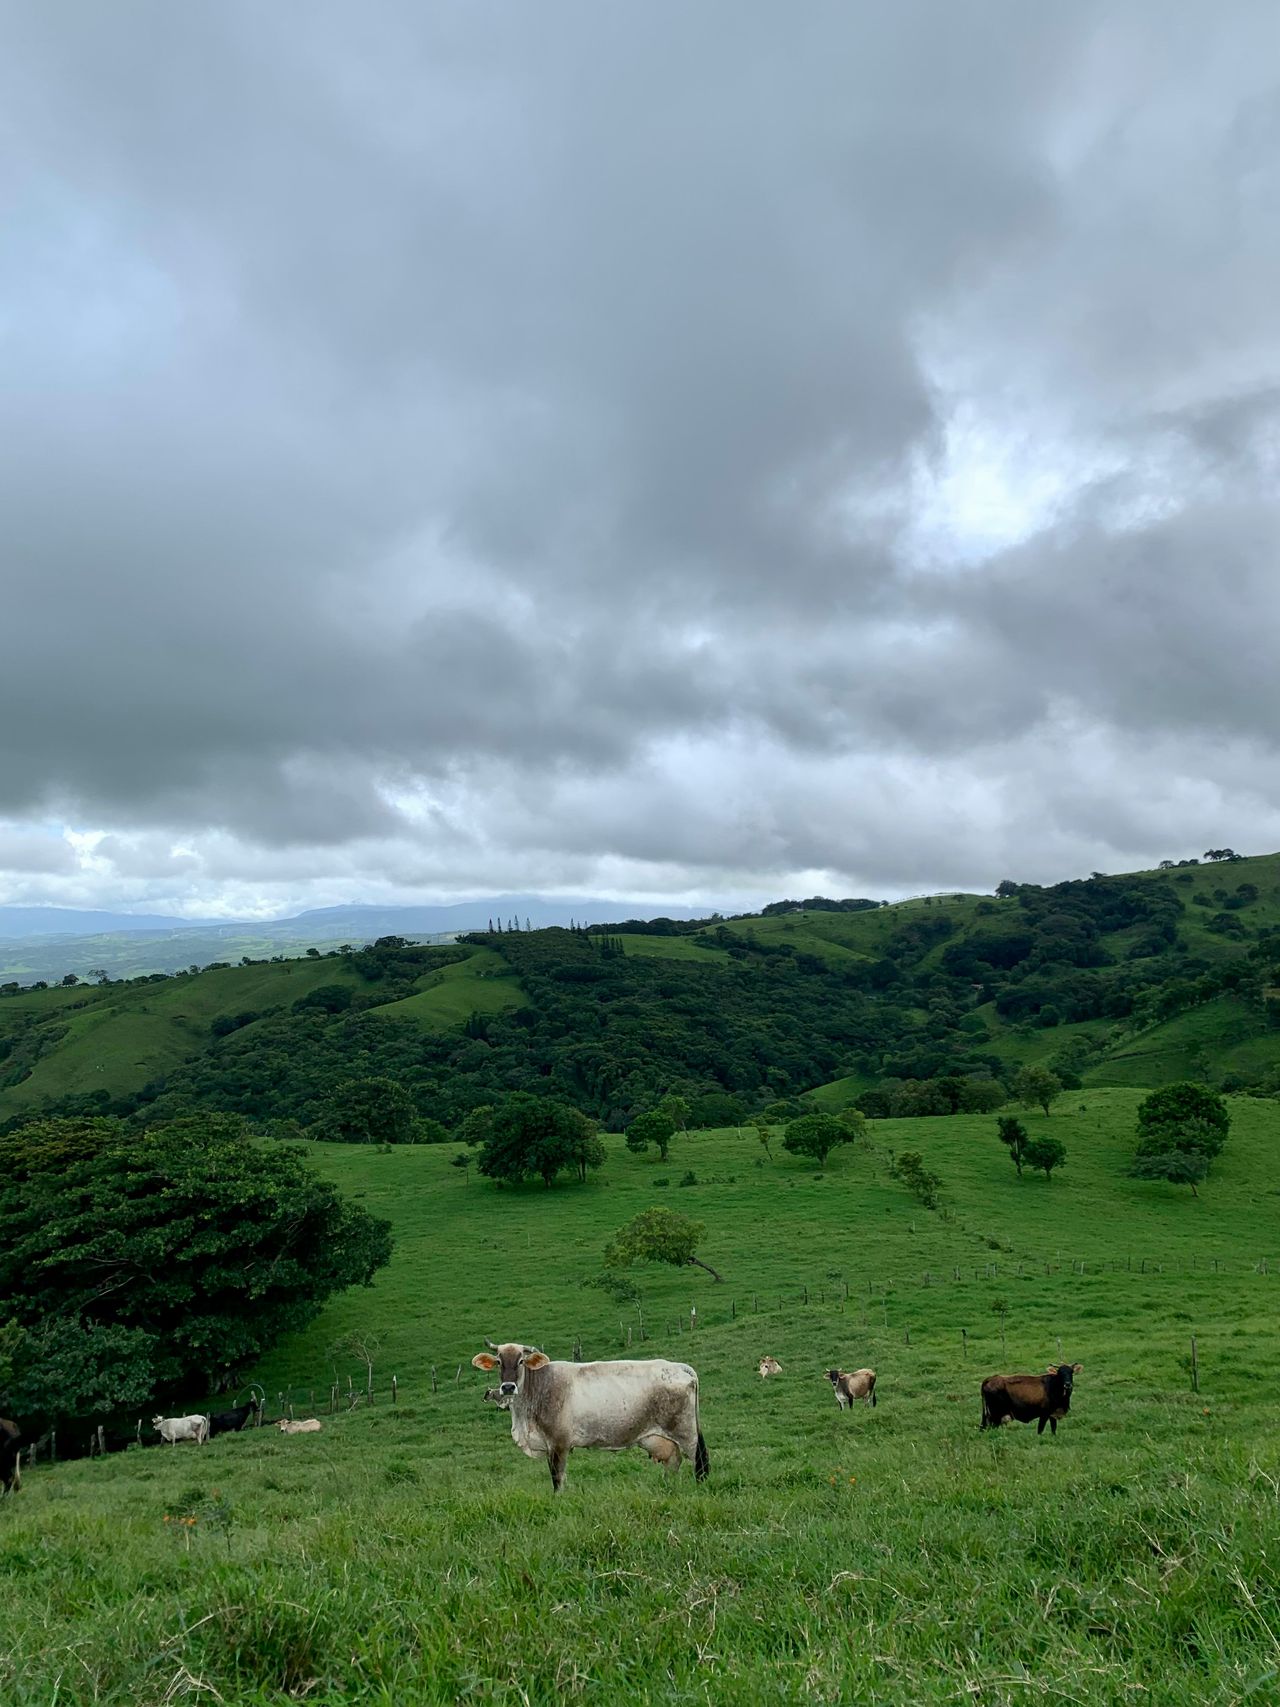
484, 1338, 500, 1352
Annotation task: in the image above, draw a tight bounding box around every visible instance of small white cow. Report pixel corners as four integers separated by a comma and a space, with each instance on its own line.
153, 1413, 209, 1445
758, 1356, 782, 1379
277, 1418, 323, 1434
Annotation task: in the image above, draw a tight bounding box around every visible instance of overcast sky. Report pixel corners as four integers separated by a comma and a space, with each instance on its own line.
3, 3, 1280, 920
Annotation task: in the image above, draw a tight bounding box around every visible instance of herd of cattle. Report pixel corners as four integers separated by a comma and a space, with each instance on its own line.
151, 1402, 326, 1445
0, 1350, 1084, 1498
470, 1340, 1083, 1491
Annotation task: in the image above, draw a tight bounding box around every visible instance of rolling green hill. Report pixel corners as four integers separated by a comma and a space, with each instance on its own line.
5, 1095, 1279, 1704
3, 853, 1279, 1131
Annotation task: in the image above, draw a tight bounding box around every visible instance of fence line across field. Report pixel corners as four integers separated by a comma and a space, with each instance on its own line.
23, 1254, 1270, 1469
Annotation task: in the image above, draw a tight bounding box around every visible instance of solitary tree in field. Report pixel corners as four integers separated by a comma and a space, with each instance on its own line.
476, 1095, 604, 1188
996, 1115, 1030, 1176
782, 1112, 854, 1168
1013, 1064, 1063, 1116
1023, 1135, 1066, 1181
626, 1108, 677, 1162
1131, 1150, 1209, 1197
1135, 1083, 1229, 1166
605, 1206, 724, 1282
751, 1117, 774, 1160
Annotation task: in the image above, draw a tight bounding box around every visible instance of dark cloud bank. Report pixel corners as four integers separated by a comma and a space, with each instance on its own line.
2, 2, 1279, 918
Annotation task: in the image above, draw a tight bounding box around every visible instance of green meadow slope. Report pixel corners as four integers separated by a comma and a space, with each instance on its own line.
4, 1094, 1279, 1705
3, 851, 1279, 1128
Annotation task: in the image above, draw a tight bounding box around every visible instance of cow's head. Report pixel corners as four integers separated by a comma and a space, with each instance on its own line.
471, 1340, 550, 1397
824, 1369, 842, 1386
151, 1415, 164, 1430
1047, 1362, 1083, 1400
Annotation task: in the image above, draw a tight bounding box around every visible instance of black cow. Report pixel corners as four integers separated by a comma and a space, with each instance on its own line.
207, 1398, 260, 1438
1, 1417, 21, 1495
981, 1363, 1083, 1435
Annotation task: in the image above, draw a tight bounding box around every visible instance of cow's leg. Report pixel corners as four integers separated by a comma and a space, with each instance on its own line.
548, 1446, 568, 1493
1049, 1418, 1058, 1436
1037, 1416, 1047, 1435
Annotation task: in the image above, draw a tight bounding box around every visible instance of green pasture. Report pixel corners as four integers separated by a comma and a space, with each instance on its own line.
0, 957, 366, 1109
5, 1090, 1279, 1704
367, 947, 526, 1029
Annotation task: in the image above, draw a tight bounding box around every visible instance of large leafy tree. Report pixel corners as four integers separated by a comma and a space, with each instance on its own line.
782, 1112, 853, 1168
1135, 1083, 1229, 1164
625, 1108, 676, 1162
476, 1095, 605, 1188
315, 1076, 419, 1143
1012, 1064, 1063, 1116
1131, 1150, 1209, 1197
0, 1116, 393, 1415
605, 1207, 724, 1282
1023, 1135, 1066, 1180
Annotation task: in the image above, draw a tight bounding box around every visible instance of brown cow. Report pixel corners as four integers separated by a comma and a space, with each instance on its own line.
981, 1363, 1082, 1435
473, 1339, 707, 1492
758, 1356, 782, 1379
826, 1368, 877, 1410
0, 1418, 20, 1496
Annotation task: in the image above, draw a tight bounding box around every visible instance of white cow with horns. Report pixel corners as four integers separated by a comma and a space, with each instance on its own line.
473, 1338, 708, 1493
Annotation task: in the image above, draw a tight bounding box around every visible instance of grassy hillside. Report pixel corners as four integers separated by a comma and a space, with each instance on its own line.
5, 1094, 1279, 1704
4, 853, 1280, 1129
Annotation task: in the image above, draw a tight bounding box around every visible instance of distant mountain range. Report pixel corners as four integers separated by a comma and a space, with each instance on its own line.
0, 897, 716, 983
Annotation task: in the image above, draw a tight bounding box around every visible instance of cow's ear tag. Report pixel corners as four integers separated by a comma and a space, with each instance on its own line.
472, 1353, 499, 1371
523, 1351, 550, 1370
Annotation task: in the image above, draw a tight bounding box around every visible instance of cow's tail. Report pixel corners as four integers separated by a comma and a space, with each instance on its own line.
692, 1373, 709, 1482
870, 1380, 877, 1409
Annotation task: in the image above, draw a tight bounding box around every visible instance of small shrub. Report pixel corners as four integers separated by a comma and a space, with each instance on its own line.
678, 1170, 698, 1187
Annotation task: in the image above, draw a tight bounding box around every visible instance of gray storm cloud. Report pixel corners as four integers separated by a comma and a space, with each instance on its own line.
1, 1, 1278, 914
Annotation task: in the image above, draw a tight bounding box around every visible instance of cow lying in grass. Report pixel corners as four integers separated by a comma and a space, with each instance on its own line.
277, 1418, 323, 1435
758, 1356, 782, 1378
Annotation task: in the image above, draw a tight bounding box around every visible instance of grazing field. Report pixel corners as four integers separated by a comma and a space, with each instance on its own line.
4, 1091, 1279, 1704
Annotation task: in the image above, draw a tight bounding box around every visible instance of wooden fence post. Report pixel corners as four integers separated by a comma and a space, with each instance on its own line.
731, 1298, 736, 1320
392, 1375, 398, 1404
97, 1424, 106, 1457
961, 1329, 967, 1359
455, 1364, 462, 1383
431, 1365, 438, 1393
1190, 1335, 1199, 1394
903, 1326, 910, 1347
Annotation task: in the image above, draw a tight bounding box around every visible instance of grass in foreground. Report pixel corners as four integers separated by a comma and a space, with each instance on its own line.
3, 1092, 1279, 1703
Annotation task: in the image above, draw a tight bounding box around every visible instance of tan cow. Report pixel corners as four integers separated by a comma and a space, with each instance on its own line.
826, 1368, 877, 1410
758, 1356, 782, 1379
277, 1418, 323, 1434
473, 1339, 708, 1492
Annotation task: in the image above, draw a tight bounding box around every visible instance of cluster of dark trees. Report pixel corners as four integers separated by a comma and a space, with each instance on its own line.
0, 1115, 392, 1441
1129, 1083, 1231, 1196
